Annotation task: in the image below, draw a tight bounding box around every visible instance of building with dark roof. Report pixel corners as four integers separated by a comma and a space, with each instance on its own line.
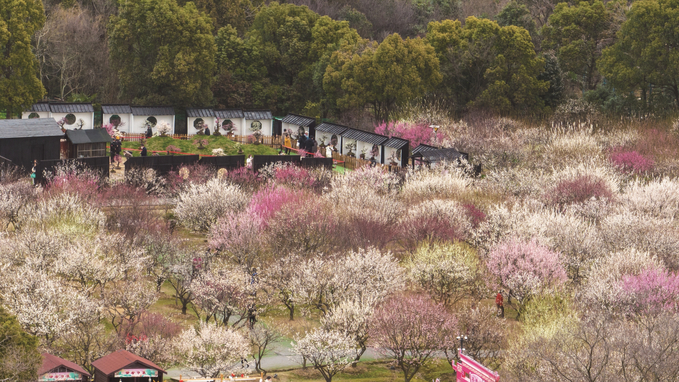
186, 108, 216, 135
383, 137, 410, 166
39, 353, 91, 382
282, 114, 316, 139
130, 106, 175, 135
23, 102, 95, 130
65, 129, 111, 158
214, 109, 245, 136
92, 350, 165, 382
102, 105, 133, 133
243, 110, 273, 137
338, 128, 388, 162
411, 145, 468, 168
0, 118, 63, 169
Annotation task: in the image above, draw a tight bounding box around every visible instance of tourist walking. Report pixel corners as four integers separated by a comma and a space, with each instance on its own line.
30, 159, 37, 186
496, 290, 504, 318
140, 144, 148, 157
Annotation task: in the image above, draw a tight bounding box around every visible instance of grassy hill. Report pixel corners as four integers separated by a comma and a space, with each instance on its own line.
121, 135, 280, 157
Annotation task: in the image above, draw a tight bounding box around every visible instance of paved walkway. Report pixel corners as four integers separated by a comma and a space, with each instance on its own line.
165, 344, 384, 378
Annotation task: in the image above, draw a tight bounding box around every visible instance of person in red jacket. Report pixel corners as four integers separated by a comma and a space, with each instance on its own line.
496, 290, 504, 318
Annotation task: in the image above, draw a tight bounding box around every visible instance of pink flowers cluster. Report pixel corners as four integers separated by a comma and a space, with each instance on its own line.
273, 165, 316, 189
610, 149, 655, 174
621, 268, 679, 315
547, 175, 613, 207
249, 186, 306, 227
375, 121, 442, 148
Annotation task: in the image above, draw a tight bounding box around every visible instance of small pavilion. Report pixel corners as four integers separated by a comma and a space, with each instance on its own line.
38, 353, 91, 382
91, 350, 165, 382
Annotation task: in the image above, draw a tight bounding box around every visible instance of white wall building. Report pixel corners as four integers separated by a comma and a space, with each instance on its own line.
186, 108, 216, 135
383, 137, 409, 166
214, 109, 245, 136
24, 102, 94, 130
315, 122, 348, 152
102, 105, 133, 134
130, 106, 175, 135
244, 110, 273, 136
339, 128, 388, 163
281, 114, 316, 138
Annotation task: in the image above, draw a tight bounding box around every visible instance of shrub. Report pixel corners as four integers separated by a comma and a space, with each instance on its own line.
225, 167, 261, 191
546, 175, 613, 208
610, 149, 654, 174
398, 200, 471, 251
166, 145, 181, 153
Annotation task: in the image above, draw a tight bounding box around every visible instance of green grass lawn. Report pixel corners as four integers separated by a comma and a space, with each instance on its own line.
121, 135, 280, 157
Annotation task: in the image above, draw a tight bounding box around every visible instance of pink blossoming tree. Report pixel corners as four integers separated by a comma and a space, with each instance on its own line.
375, 121, 442, 148
370, 293, 457, 382
486, 238, 567, 317
621, 268, 679, 316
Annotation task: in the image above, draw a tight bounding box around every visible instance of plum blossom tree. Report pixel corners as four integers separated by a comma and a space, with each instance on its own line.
291, 328, 358, 382
175, 179, 248, 232
406, 241, 484, 306
174, 322, 249, 378
620, 269, 679, 316
190, 266, 256, 328
370, 293, 457, 382
321, 299, 373, 365
292, 247, 404, 315
208, 211, 265, 274
486, 237, 567, 316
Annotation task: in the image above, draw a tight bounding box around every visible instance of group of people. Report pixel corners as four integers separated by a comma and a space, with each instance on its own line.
283, 129, 327, 157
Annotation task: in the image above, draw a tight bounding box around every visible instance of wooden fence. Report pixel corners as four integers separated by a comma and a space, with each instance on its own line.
331, 151, 398, 171
199, 155, 246, 170
125, 155, 200, 175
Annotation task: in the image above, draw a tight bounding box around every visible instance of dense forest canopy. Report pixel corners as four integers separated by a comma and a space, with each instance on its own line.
2, 0, 679, 123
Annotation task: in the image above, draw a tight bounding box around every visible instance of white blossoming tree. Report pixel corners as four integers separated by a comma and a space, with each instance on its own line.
291, 328, 358, 382
175, 179, 248, 232
174, 322, 250, 378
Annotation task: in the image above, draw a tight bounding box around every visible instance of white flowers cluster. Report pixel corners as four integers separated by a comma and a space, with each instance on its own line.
175, 179, 248, 232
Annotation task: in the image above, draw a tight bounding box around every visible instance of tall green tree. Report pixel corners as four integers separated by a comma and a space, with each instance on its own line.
324, 33, 441, 122
599, 0, 679, 109
426, 18, 548, 114
0, 0, 45, 118
541, 0, 623, 91
108, 0, 215, 106
214, 4, 362, 114
0, 306, 41, 381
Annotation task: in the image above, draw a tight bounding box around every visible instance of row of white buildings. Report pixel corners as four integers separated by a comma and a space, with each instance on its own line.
23, 103, 274, 137
23, 103, 413, 166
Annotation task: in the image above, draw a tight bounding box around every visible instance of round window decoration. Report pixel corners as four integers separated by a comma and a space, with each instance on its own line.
65, 114, 76, 125
193, 118, 204, 128
222, 119, 233, 127
251, 120, 263, 131
28, 113, 39, 119
109, 115, 121, 126
147, 116, 157, 126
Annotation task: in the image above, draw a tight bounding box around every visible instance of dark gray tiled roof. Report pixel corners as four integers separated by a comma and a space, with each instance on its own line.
244, 110, 272, 120
66, 129, 112, 144
411, 144, 438, 155
215, 109, 244, 119
340, 128, 388, 145
383, 137, 409, 149
413, 148, 469, 162
315, 122, 348, 135
0, 118, 63, 139
49, 103, 94, 113
28, 103, 51, 112
101, 104, 132, 114
131, 106, 175, 116
282, 114, 315, 126
186, 108, 215, 118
